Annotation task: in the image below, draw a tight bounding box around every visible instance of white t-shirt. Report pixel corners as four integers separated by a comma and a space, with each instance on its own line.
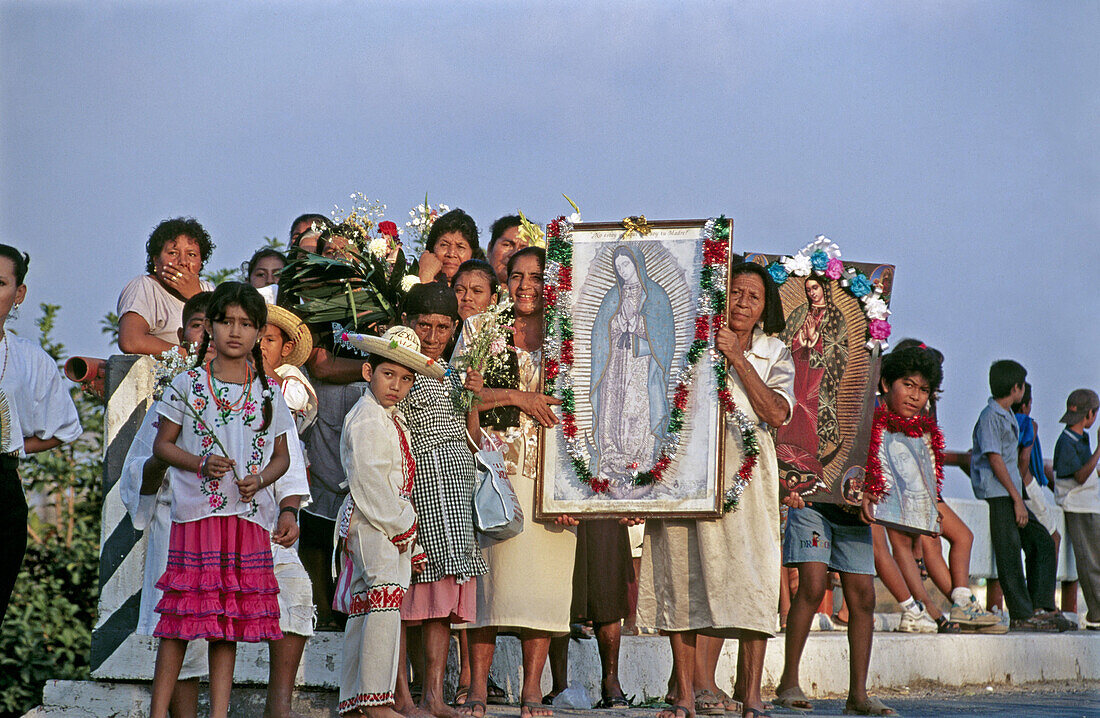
156, 365, 296, 528
117, 274, 214, 346
0, 333, 82, 456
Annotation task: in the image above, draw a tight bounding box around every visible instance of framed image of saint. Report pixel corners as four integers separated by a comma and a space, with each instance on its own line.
536, 217, 732, 519
871, 426, 942, 535
741, 238, 895, 506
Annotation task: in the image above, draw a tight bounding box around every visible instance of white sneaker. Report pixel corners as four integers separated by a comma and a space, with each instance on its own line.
897, 608, 937, 633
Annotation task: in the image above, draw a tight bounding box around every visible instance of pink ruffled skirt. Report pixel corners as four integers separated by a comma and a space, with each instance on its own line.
154, 515, 283, 642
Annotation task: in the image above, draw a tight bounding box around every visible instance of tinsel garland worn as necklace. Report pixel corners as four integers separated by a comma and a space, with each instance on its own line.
863, 404, 945, 501
542, 215, 760, 512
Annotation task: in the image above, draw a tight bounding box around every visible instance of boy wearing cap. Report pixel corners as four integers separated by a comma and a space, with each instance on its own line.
971, 360, 1066, 631
335, 326, 441, 717
1053, 388, 1100, 629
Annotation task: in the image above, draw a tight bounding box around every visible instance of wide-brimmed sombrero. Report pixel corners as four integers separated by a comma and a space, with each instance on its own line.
265, 304, 313, 368
337, 325, 445, 379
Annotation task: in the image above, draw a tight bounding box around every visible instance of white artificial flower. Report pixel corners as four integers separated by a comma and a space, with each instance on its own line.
568, 212, 582, 224
863, 296, 891, 320
367, 237, 389, 259
797, 234, 842, 260
783, 253, 813, 276
400, 274, 421, 292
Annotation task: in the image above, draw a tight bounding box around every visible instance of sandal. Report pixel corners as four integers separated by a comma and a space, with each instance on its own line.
843, 697, 897, 715
522, 700, 553, 717
595, 695, 630, 709
713, 688, 743, 713
454, 685, 470, 706
774, 686, 813, 712
487, 678, 508, 705
658, 707, 690, 718
458, 700, 487, 718
743, 709, 772, 718
695, 689, 726, 716
541, 693, 559, 706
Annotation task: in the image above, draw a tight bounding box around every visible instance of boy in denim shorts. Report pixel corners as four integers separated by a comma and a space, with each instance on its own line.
774, 492, 895, 715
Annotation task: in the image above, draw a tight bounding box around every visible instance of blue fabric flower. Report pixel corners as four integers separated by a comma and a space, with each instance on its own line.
810, 250, 829, 272
849, 274, 873, 297
767, 262, 789, 285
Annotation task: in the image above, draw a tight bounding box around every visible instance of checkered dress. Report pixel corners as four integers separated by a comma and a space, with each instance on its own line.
398, 364, 488, 584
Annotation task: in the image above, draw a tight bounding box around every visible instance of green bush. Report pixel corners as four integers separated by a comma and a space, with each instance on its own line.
0, 305, 103, 716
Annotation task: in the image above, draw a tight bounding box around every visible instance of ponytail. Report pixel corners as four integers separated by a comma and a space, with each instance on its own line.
252, 342, 274, 432
192, 330, 212, 371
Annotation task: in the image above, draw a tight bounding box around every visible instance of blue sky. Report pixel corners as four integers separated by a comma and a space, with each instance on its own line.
2, 1, 1097, 494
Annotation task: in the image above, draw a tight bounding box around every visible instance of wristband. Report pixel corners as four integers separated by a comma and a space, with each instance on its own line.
280, 506, 299, 520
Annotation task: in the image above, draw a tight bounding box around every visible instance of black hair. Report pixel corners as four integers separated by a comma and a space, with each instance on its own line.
289, 214, 333, 245
244, 247, 288, 279
507, 245, 545, 277
880, 345, 944, 395
402, 281, 460, 322
893, 337, 945, 366
488, 214, 522, 252
989, 359, 1027, 399
453, 258, 500, 298
145, 217, 215, 273
181, 291, 212, 328
193, 282, 274, 431
426, 208, 480, 254
729, 260, 786, 335
366, 354, 414, 372
0, 244, 30, 285
1012, 382, 1033, 414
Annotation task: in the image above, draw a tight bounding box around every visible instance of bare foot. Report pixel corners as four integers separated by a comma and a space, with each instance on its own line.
456, 700, 486, 718
657, 703, 693, 718
360, 706, 405, 718
393, 700, 433, 718
420, 692, 460, 718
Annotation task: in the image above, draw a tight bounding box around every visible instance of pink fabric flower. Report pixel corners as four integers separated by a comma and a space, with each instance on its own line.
825, 258, 844, 280
869, 319, 892, 340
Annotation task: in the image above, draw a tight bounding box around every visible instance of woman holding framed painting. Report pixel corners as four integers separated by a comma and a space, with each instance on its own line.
638, 261, 794, 718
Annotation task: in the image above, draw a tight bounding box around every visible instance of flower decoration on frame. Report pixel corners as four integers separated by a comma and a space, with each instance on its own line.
765, 235, 892, 351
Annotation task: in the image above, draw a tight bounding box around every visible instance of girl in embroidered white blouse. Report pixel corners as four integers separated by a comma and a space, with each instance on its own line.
0, 244, 83, 627
149, 282, 294, 718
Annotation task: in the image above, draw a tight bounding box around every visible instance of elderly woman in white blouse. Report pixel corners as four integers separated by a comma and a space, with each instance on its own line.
0, 244, 82, 626
638, 261, 794, 718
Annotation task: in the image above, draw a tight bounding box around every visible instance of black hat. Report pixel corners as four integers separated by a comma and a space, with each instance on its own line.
402, 281, 459, 321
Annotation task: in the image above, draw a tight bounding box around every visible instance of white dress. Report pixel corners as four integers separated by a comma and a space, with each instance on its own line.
637, 327, 795, 638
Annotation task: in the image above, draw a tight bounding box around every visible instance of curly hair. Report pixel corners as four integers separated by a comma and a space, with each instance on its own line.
880, 345, 945, 395
145, 217, 215, 274
426, 208, 480, 254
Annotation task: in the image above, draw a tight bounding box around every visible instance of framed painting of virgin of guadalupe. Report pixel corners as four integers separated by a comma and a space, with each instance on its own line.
536, 217, 733, 519
741, 237, 895, 506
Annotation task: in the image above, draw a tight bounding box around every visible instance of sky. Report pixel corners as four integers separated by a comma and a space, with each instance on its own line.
1, 1, 1097, 496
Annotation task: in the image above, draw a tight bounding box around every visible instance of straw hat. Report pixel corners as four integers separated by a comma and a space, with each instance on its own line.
265, 304, 313, 368
339, 325, 445, 379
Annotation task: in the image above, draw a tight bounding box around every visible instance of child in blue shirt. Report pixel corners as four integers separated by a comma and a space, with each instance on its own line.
971, 360, 1067, 631
1052, 388, 1100, 629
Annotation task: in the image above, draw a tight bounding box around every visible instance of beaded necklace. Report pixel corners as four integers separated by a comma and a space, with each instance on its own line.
205, 360, 253, 413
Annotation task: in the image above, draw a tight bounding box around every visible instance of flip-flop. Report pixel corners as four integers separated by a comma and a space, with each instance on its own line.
843, 697, 897, 716
658, 707, 690, 718
522, 701, 553, 717
695, 689, 726, 716
541, 693, 559, 706
774, 687, 813, 712
458, 700, 487, 718
595, 695, 630, 709
454, 685, 470, 706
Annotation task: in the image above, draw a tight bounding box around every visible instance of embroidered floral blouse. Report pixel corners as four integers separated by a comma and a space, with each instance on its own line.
156, 365, 295, 528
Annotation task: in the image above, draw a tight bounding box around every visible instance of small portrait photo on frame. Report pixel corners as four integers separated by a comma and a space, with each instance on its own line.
537, 217, 732, 519
741, 238, 895, 506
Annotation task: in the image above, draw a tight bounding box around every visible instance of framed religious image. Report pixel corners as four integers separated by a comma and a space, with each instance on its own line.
741, 237, 895, 506
868, 423, 942, 535
535, 217, 734, 519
